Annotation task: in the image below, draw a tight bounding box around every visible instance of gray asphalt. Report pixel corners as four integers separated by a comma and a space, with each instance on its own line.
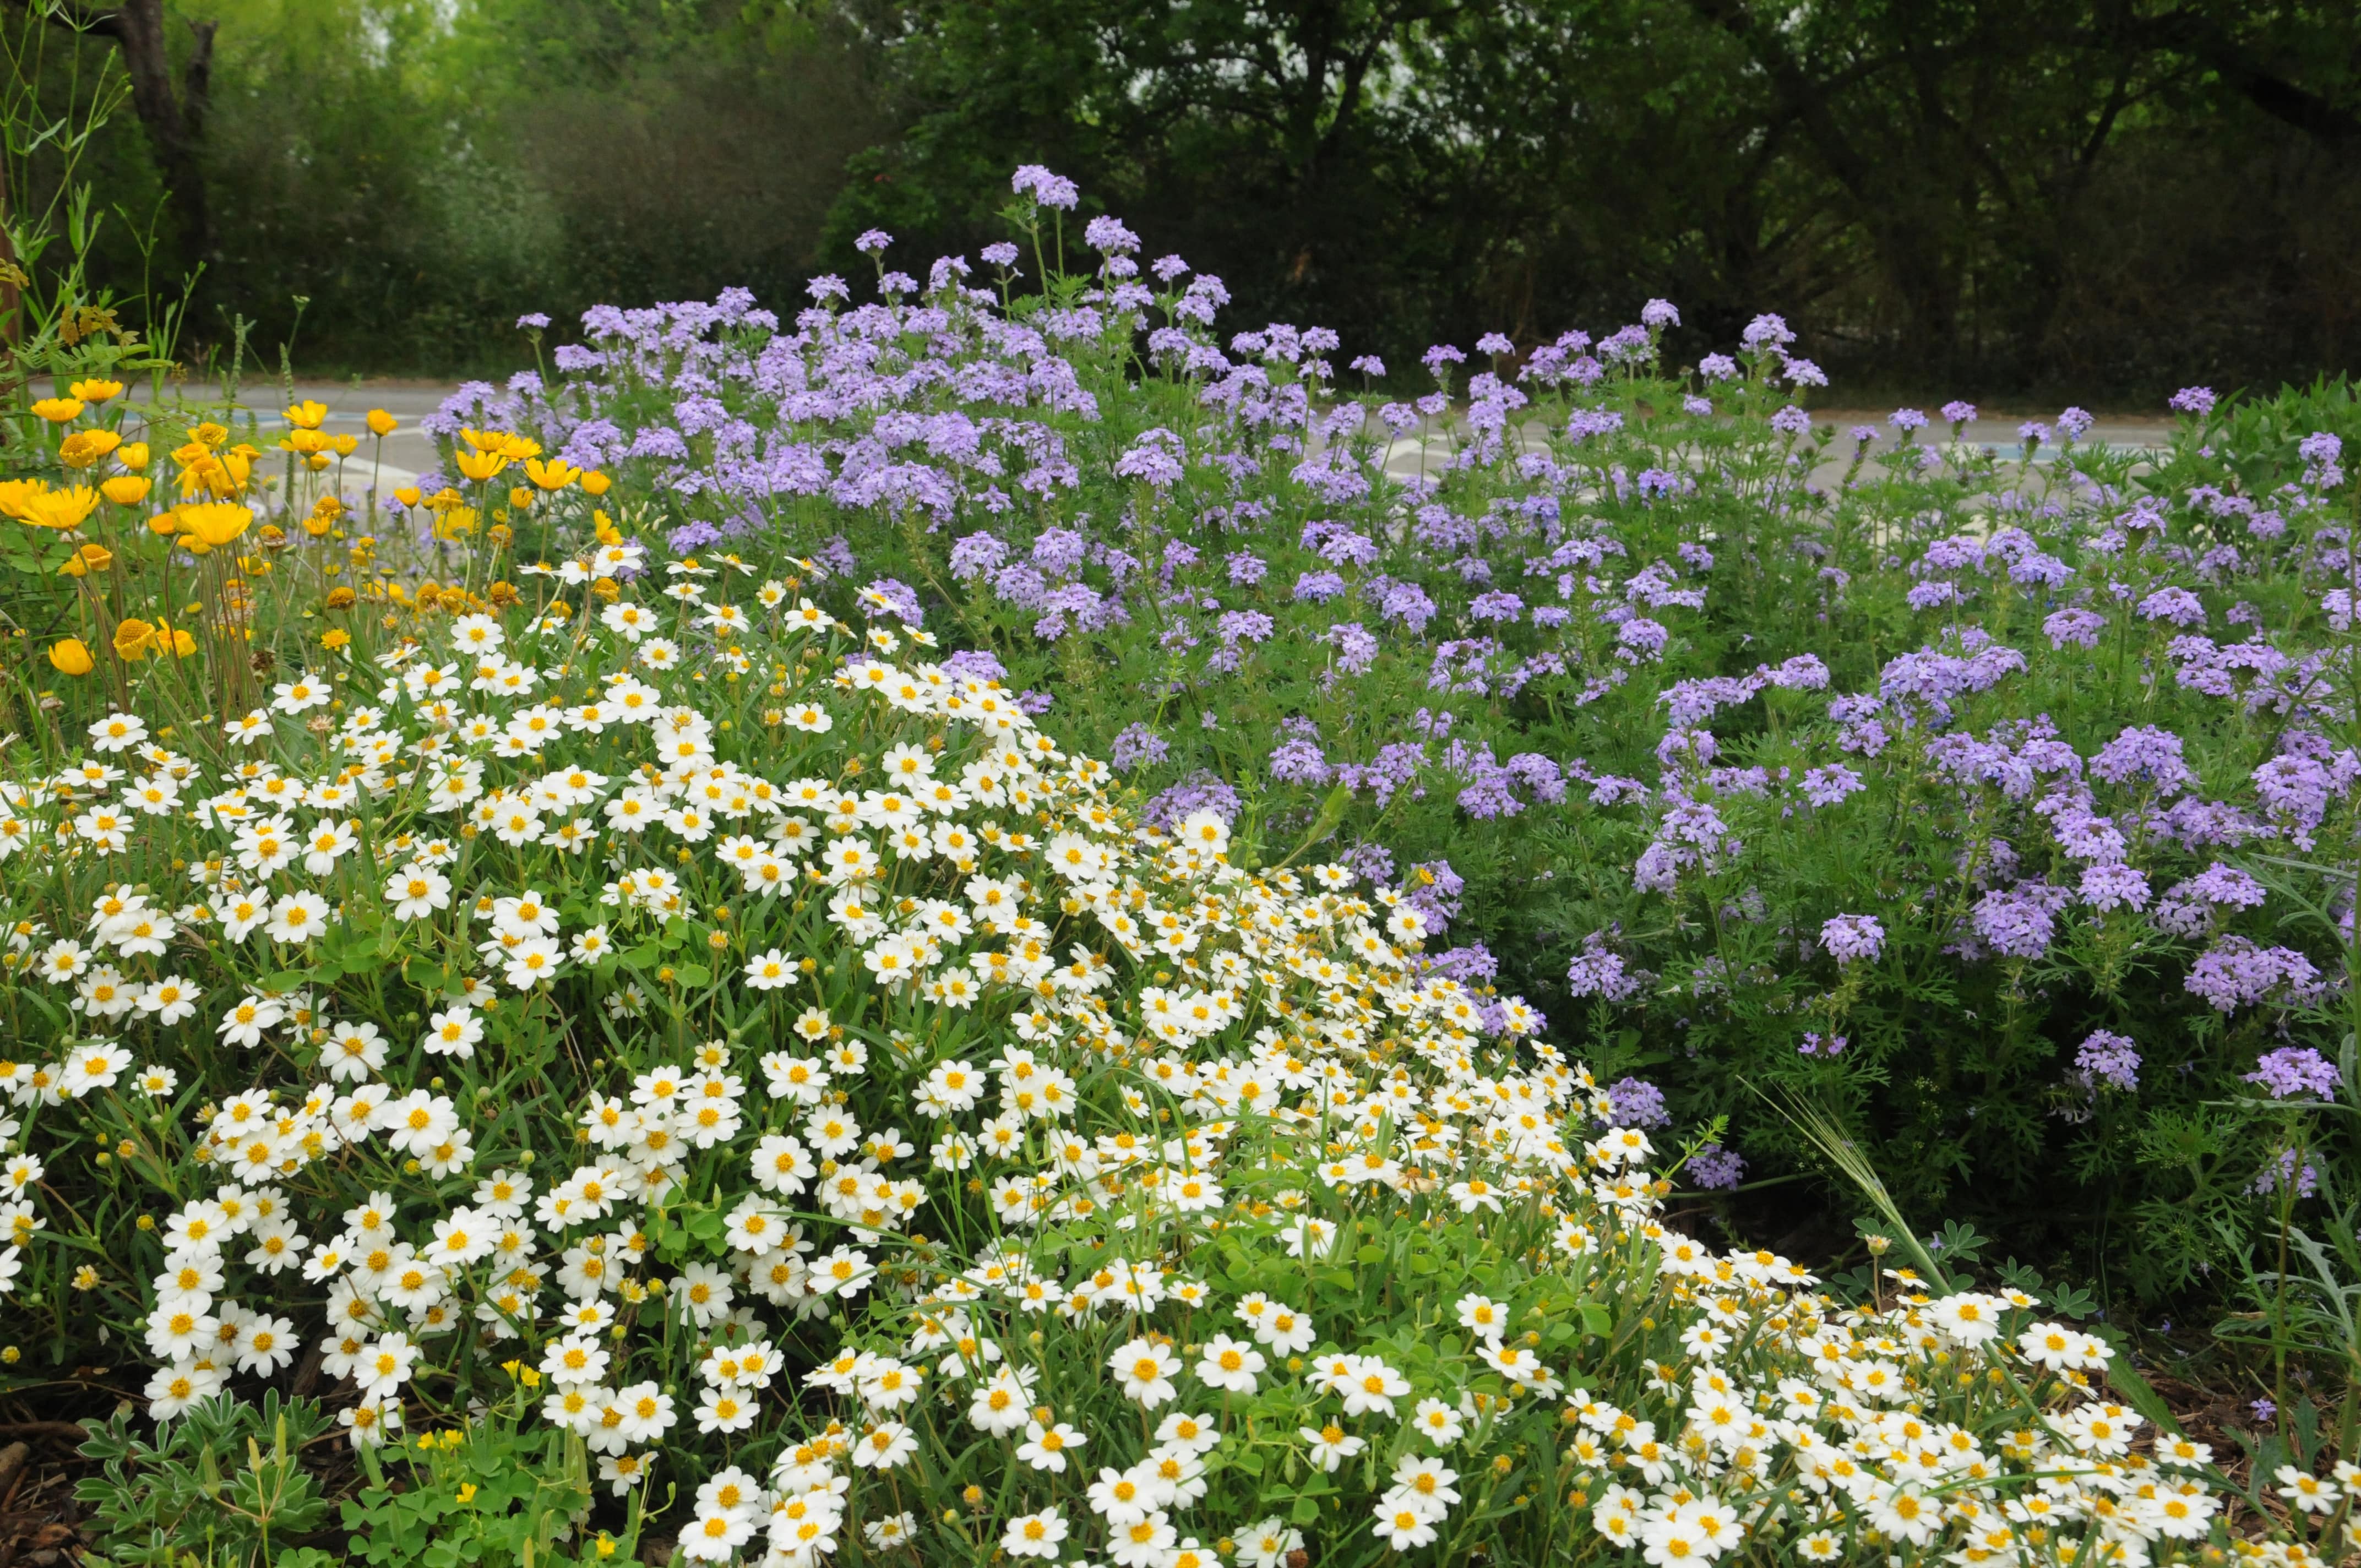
103, 378, 2188, 498
115, 379, 463, 496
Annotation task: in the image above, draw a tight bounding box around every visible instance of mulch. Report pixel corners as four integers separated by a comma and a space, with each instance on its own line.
0, 1423, 97, 1567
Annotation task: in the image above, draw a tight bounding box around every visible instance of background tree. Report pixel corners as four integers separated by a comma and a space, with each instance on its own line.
29, 0, 213, 260
11, 0, 2361, 393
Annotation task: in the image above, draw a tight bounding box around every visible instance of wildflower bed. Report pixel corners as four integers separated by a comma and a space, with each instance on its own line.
431, 190, 2361, 1300
2, 563, 2273, 1567
0, 164, 2346, 1566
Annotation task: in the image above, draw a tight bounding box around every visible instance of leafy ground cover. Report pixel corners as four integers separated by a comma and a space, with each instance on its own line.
0, 167, 2347, 1566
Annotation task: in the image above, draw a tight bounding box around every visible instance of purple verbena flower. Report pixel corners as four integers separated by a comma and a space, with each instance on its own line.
1820, 913, 1885, 965
2072, 1030, 2141, 1092
1604, 1075, 1668, 1128
1688, 1142, 1745, 1190
1109, 723, 1169, 774
1566, 932, 1639, 1001
2244, 1046, 2339, 1099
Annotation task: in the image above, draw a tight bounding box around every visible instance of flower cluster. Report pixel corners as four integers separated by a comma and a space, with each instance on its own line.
6, 490, 2299, 1562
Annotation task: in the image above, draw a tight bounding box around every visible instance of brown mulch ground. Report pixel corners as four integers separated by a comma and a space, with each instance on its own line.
0, 1423, 96, 1567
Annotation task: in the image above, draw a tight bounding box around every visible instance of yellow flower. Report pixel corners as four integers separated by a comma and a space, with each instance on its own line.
582, 470, 612, 496
322, 626, 351, 650
393, 486, 423, 508
366, 408, 397, 436
116, 442, 150, 470
101, 475, 152, 506
333, 433, 358, 457
284, 400, 329, 431
113, 618, 155, 660
176, 502, 254, 549
460, 426, 538, 459
175, 445, 253, 499
145, 511, 178, 536
30, 397, 83, 423
58, 429, 121, 469
0, 479, 48, 521
508, 486, 534, 509
187, 421, 229, 449
278, 428, 332, 456
69, 378, 123, 403
454, 447, 510, 483
59, 542, 112, 576
47, 636, 94, 674
525, 456, 581, 491
434, 506, 480, 540
18, 487, 100, 531
159, 619, 197, 657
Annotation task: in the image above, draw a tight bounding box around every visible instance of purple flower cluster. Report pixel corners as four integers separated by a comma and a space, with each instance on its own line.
1687, 1143, 1745, 1190
1604, 1076, 1669, 1128
1108, 723, 1169, 773
1819, 913, 1885, 965
1140, 772, 1242, 831
1970, 882, 2069, 959
2072, 1030, 2142, 1092
1566, 932, 1640, 1001
2249, 1147, 2321, 1199
1633, 800, 1735, 893
2186, 938, 2325, 1014
2243, 1046, 2339, 1099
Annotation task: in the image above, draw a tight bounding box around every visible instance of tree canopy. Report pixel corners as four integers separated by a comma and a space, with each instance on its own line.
21, 0, 2361, 391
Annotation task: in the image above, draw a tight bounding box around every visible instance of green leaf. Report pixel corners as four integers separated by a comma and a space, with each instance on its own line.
2087, 1326, 2182, 1436
1289, 1495, 1321, 1526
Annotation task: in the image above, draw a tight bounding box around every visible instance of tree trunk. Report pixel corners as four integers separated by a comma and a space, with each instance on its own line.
32, 0, 215, 263
110, 0, 214, 263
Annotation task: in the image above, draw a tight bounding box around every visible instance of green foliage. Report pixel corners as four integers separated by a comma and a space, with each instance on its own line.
70, 1391, 642, 1567
74, 1389, 334, 1568
339, 1420, 621, 1568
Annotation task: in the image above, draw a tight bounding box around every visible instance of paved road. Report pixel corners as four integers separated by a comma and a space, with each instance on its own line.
1373, 407, 2175, 488
107, 378, 2185, 499
118, 379, 461, 497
